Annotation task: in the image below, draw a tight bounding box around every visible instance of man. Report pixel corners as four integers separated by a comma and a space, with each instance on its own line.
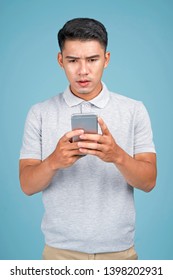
19, 18, 157, 260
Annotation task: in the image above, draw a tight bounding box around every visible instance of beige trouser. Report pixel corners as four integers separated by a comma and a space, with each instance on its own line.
42, 245, 138, 260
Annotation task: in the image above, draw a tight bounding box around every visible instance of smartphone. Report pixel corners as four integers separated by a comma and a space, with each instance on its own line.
71, 113, 98, 142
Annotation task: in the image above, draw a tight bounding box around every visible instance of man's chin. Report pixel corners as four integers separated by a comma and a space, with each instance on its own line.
77, 89, 91, 94
71, 86, 92, 95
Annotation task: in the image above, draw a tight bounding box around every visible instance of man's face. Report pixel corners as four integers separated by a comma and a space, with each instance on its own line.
58, 40, 110, 100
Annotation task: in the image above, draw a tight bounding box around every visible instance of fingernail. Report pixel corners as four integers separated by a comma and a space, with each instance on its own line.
79, 134, 85, 139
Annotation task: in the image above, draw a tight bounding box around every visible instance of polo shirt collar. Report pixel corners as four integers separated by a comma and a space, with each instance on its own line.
63, 82, 110, 108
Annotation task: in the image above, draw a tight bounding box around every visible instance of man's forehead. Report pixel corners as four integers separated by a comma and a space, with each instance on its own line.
62, 39, 105, 53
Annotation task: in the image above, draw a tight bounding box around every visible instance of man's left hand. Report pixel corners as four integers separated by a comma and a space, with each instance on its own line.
77, 117, 120, 163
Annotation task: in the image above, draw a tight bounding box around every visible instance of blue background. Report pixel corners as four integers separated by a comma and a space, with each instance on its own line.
0, 0, 172, 260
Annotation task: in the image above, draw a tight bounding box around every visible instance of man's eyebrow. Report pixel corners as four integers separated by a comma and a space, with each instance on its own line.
65, 55, 100, 59
65, 56, 79, 59
86, 55, 100, 59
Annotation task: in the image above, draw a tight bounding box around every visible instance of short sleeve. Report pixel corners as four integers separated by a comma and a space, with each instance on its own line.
134, 102, 156, 155
20, 105, 42, 160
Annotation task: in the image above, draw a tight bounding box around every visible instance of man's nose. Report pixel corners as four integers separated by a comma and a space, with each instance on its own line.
78, 61, 89, 75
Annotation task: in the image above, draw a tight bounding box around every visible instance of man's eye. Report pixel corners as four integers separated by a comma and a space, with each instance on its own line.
69, 59, 77, 63
88, 59, 98, 62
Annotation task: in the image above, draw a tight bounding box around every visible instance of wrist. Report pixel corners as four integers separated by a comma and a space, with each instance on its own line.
44, 153, 59, 172
113, 145, 127, 166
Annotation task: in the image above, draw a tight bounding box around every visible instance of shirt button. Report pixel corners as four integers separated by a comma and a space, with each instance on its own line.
81, 102, 91, 113
85, 103, 90, 108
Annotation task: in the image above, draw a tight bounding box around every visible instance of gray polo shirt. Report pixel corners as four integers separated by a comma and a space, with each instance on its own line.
20, 83, 156, 253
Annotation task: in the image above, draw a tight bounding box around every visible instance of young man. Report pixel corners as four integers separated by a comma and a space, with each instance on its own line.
19, 18, 157, 260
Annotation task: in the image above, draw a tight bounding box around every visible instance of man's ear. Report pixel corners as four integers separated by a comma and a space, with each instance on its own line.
104, 51, 110, 68
57, 52, 64, 68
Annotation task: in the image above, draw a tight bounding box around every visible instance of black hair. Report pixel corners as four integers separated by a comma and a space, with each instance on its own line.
58, 18, 108, 52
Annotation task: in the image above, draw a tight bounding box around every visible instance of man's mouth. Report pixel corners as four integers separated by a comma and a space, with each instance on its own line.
77, 80, 90, 87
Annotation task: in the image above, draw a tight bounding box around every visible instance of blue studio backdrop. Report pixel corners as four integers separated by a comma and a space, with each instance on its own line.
0, 0, 173, 260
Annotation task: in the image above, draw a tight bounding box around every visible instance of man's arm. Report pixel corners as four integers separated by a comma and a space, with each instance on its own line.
19, 129, 84, 195
112, 150, 156, 192
77, 117, 157, 192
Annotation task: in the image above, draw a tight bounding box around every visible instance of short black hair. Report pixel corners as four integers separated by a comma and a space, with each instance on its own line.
58, 18, 108, 52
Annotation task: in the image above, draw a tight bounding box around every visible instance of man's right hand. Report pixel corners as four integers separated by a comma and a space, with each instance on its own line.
19, 129, 85, 195
48, 129, 85, 170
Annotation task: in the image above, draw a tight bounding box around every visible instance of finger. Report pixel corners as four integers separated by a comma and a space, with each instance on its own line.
64, 145, 85, 157
79, 147, 102, 157
63, 129, 84, 142
70, 149, 85, 157
98, 117, 110, 135
77, 141, 102, 151
79, 133, 103, 143
68, 142, 89, 155
70, 142, 83, 150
